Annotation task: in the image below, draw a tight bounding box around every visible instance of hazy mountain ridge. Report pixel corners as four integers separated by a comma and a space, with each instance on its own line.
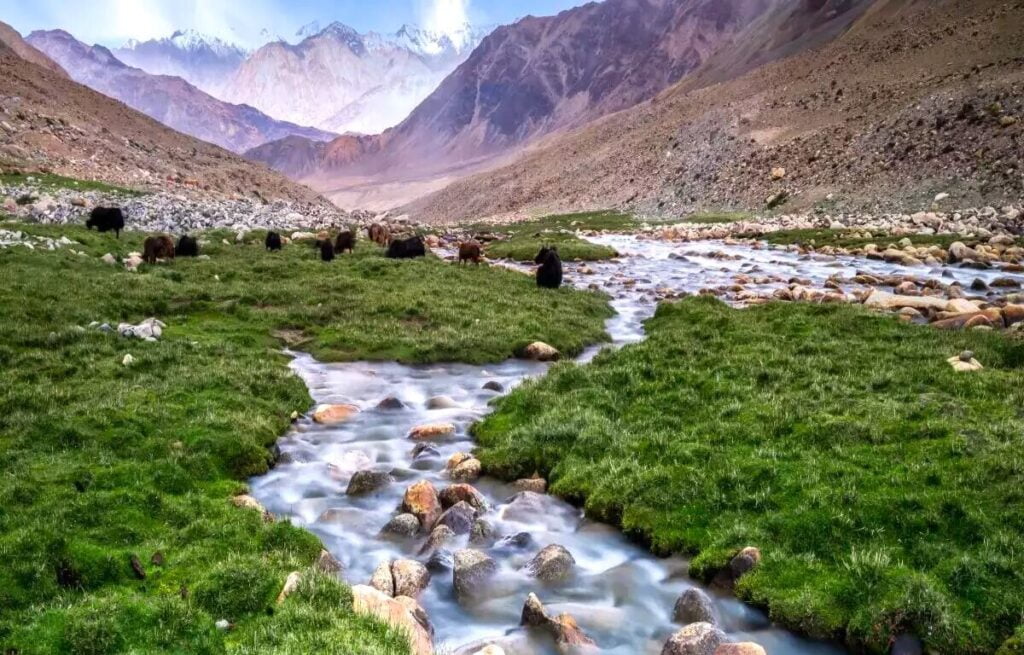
220, 21, 487, 135
27, 29, 335, 154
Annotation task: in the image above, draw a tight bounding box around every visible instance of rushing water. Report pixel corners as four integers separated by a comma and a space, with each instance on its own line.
250, 235, 1014, 654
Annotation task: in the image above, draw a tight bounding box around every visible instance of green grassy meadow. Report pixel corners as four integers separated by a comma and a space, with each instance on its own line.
475, 297, 1024, 654
0, 221, 612, 654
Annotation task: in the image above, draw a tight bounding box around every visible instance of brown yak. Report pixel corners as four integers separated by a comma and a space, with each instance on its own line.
142, 235, 175, 264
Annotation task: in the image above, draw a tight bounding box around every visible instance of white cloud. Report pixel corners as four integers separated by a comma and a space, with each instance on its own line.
419, 0, 471, 47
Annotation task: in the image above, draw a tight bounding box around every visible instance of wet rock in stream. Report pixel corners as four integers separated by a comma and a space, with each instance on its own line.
523, 544, 576, 583
453, 549, 498, 602
662, 622, 726, 655
346, 470, 393, 496
674, 588, 718, 625
382, 513, 422, 538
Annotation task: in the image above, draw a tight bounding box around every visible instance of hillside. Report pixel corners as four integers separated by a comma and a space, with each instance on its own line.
0, 20, 67, 77
256, 0, 856, 210
0, 37, 332, 208
27, 30, 335, 154
409, 0, 1024, 222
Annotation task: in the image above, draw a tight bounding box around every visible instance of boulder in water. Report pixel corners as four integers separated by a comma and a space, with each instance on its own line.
453, 549, 497, 602
393, 559, 431, 598
426, 395, 458, 409
482, 381, 504, 392
313, 403, 360, 425
419, 524, 456, 557
439, 484, 488, 511
377, 396, 405, 410
451, 457, 482, 482
402, 481, 442, 530
673, 588, 717, 625
513, 476, 547, 494
346, 470, 393, 496
661, 622, 725, 655
523, 544, 576, 583
714, 644, 766, 655
438, 501, 477, 535
382, 513, 421, 538
409, 423, 456, 440
521, 592, 596, 651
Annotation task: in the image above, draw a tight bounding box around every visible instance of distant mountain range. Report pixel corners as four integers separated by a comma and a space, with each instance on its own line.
27, 30, 336, 154
110, 22, 486, 136
113, 29, 248, 97
220, 22, 487, 135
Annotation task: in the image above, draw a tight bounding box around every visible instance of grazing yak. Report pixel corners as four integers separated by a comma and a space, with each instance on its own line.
86, 207, 125, 238
368, 223, 391, 247
458, 240, 482, 264
265, 231, 283, 251
175, 235, 199, 257
535, 246, 563, 289
143, 236, 175, 264
386, 235, 427, 260
320, 240, 336, 262
335, 230, 355, 254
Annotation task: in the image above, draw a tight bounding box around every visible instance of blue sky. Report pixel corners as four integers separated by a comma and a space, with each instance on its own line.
0, 0, 591, 48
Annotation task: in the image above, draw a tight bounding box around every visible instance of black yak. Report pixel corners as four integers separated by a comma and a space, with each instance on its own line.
86, 207, 125, 238
320, 240, 336, 262
265, 231, 283, 251
386, 235, 426, 259
535, 246, 563, 289
335, 230, 355, 254
143, 236, 175, 264
175, 235, 199, 257
458, 240, 482, 264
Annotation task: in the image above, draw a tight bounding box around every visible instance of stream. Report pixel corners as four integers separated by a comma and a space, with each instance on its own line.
250, 234, 1012, 654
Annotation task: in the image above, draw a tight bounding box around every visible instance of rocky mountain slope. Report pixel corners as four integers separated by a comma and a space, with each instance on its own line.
113, 29, 248, 97
0, 34, 333, 210
221, 22, 483, 135
409, 0, 1024, 222
254, 0, 877, 210
0, 20, 67, 77
27, 30, 335, 154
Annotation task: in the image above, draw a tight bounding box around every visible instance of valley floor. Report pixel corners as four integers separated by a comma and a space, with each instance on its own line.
0, 221, 610, 654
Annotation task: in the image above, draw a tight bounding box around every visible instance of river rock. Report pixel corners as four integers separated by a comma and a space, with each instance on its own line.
370, 562, 395, 595
426, 395, 458, 409
377, 396, 405, 410
513, 476, 547, 493
1003, 304, 1024, 326
351, 585, 433, 655
438, 501, 477, 535
392, 559, 431, 598
440, 484, 488, 511
314, 549, 342, 574
496, 532, 534, 550
451, 457, 482, 482
521, 342, 561, 362
411, 443, 441, 460
469, 518, 495, 546
524, 544, 576, 583
382, 513, 421, 538
346, 470, 393, 495
948, 241, 978, 263
409, 423, 456, 440
661, 622, 725, 655
276, 571, 301, 604
521, 592, 596, 652
482, 381, 504, 392
714, 644, 767, 655
863, 289, 949, 311
501, 491, 550, 524
673, 588, 717, 625
453, 549, 497, 602
402, 481, 442, 530
231, 494, 272, 522
419, 524, 456, 557
728, 547, 762, 580
313, 403, 360, 425
947, 354, 983, 372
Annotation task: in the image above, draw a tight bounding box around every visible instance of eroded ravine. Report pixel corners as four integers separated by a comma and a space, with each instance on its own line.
250, 235, 1016, 654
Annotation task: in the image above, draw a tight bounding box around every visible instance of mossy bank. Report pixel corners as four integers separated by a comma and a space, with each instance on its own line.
475, 297, 1024, 654
0, 222, 612, 654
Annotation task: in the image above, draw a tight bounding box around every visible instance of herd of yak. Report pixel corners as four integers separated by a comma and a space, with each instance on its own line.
84, 206, 564, 288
